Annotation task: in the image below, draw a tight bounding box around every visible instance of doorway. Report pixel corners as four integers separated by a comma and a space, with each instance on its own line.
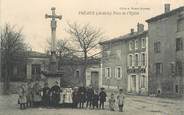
131, 75, 136, 93
91, 71, 99, 89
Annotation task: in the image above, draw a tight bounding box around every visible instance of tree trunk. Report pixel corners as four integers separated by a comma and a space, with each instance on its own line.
83, 50, 88, 87
3, 58, 10, 94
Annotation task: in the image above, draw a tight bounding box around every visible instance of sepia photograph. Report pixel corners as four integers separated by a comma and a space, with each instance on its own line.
0, 0, 184, 115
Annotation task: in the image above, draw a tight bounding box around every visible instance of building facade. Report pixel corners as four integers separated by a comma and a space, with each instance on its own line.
127, 29, 148, 94
100, 24, 148, 95
59, 58, 101, 89
146, 5, 184, 97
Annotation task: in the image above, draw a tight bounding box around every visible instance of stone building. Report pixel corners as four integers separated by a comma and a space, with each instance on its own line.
26, 51, 49, 80
59, 58, 101, 89
100, 23, 148, 95
146, 4, 184, 97
11, 51, 101, 88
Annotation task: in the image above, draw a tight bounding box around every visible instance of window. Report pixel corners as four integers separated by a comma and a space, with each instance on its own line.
141, 38, 146, 48
135, 54, 139, 66
115, 66, 122, 79
175, 85, 179, 93
128, 54, 133, 67
170, 62, 175, 73
129, 41, 133, 51
116, 50, 121, 58
32, 64, 41, 75
105, 67, 111, 78
155, 63, 163, 75
135, 40, 138, 50
141, 53, 146, 66
177, 18, 184, 32
176, 38, 183, 51
75, 70, 80, 78
140, 75, 146, 88
106, 50, 111, 57
176, 61, 182, 76
154, 41, 161, 53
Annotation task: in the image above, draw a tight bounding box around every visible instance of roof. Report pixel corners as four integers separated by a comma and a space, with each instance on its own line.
146, 6, 184, 23
26, 51, 49, 58
99, 31, 147, 45
60, 57, 101, 65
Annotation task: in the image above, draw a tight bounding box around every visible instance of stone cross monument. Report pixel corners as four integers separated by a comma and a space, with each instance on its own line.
45, 7, 62, 73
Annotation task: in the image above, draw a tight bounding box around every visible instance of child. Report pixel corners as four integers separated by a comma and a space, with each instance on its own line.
99, 88, 107, 109
32, 81, 42, 107
92, 90, 99, 109
26, 81, 33, 108
18, 84, 27, 110
117, 89, 125, 112
109, 93, 115, 111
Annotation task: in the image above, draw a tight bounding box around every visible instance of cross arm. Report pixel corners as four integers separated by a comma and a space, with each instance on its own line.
45, 14, 52, 19
55, 15, 62, 20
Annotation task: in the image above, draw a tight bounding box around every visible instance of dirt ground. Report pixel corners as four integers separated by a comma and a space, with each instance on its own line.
0, 94, 184, 115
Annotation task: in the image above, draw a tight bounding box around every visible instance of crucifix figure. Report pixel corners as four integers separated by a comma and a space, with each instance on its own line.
45, 7, 62, 55
45, 7, 62, 72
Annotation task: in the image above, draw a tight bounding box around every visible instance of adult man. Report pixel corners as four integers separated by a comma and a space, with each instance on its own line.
50, 81, 61, 107
78, 86, 86, 108
99, 87, 107, 109
86, 85, 94, 108
42, 82, 50, 107
72, 87, 79, 108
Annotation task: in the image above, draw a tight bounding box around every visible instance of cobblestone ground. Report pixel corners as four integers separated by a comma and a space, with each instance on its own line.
0, 94, 184, 115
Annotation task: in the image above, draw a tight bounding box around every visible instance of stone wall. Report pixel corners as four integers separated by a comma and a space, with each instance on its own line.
148, 11, 184, 97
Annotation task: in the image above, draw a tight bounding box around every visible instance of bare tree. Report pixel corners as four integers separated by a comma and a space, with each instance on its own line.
56, 39, 74, 58
46, 38, 75, 69
67, 22, 103, 86
1, 24, 28, 94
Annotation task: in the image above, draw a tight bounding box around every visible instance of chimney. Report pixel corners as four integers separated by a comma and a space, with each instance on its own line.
137, 23, 144, 33
164, 3, 170, 13
130, 28, 134, 34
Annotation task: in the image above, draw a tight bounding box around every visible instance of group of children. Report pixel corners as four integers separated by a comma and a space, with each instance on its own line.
17, 81, 125, 112
18, 81, 61, 110
108, 89, 125, 112
72, 86, 125, 112
72, 86, 107, 109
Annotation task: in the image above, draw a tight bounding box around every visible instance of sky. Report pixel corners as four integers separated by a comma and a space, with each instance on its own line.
1, 0, 184, 52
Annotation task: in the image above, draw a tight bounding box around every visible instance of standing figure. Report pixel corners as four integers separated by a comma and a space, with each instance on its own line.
78, 87, 86, 108
42, 82, 50, 107
26, 81, 33, 108
109, 93, 115, 111
18, 84, 27, 110
50, 81, 61, 107
117, 89, 125, 112
72, 87, 79, 108
86, 86, 94, 109
92, 90, 99, 109
32, 81, 42, 107
99, 88, 107, 109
